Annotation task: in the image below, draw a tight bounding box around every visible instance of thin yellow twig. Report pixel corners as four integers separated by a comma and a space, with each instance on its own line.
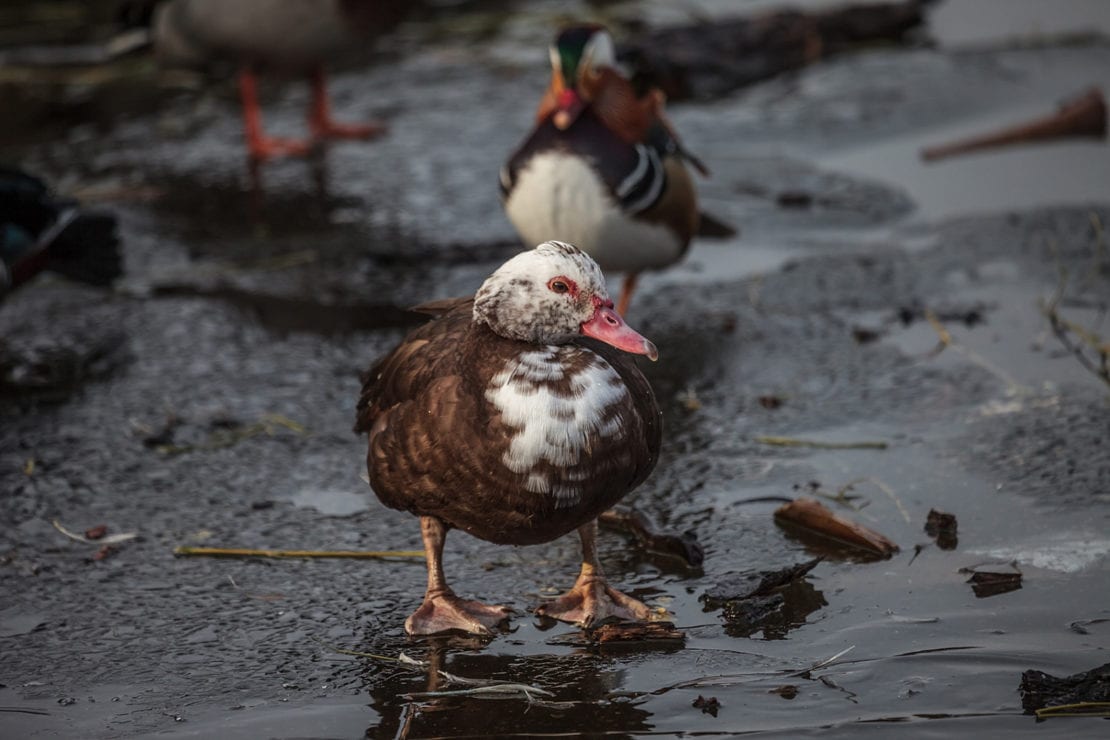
756, 435, 888, 450
174, 546, 423, 559
1035, 701, 1110, 719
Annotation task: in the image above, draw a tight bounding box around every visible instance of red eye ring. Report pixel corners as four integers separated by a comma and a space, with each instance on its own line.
547, 276, 577, 296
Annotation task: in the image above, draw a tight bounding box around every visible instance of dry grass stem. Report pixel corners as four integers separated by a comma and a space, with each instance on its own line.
52, 519, 138, 545
1035, 701, 1110, 719
756, 435, 887, 450
174, 546, 423, 559
923, 309, 1028, 394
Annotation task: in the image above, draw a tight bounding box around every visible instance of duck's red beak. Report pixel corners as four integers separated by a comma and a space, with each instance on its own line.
580, 301, 658, 361
553, 88, 585, 130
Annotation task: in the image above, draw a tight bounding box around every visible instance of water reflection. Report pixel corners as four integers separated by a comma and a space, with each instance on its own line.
363, 636, 654, 739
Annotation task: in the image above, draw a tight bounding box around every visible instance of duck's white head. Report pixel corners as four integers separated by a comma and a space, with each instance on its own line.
473, 241, 658, 360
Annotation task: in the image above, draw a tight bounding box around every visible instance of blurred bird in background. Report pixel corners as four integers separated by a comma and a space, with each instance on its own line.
501, 24, 735, 315
138, 0, 409, 160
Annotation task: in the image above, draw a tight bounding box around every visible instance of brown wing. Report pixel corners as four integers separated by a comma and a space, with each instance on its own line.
353, 298, 474, 435
409, 295, 473, 317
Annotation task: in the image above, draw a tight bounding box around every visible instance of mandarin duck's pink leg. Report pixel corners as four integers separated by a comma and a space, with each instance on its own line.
308, 66, 386, 140
535, 519, 653, 627
405, 516, 513, 636
238, 67, 313, 160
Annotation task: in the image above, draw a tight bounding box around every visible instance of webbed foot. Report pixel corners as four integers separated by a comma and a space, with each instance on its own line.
535, 574, 652, 628
405, 590, 513, 636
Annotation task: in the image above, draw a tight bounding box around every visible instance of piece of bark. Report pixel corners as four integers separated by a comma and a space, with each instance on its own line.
599, 505, 704, 567
960, 563, 1022, 598
1020, 662, 1110, 714
774, 497, 899, 557
589, 621, 684, 644
922, 87, 1107, 162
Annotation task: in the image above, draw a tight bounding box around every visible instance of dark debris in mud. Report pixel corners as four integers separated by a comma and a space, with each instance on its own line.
924, 508, 959, 550
692, 694, 722, 716
598, 505, 705, 567
1020, 662, 1110, 715
960, 562, 1023, 598
701, 558, 822, 609
700, 559, 826, 639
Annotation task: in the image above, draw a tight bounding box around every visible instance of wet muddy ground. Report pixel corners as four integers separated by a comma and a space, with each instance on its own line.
1, 1, 1109, 737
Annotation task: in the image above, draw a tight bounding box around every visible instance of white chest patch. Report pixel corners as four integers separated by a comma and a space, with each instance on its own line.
504, 152, 682, 273
486, 346, 629, 507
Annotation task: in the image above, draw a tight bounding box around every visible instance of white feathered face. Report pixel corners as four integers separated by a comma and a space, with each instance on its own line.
474, 241, 657, 359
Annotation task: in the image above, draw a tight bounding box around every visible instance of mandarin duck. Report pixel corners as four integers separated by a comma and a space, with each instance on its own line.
501, 25, 723, 315
355, 241, 663, 635
150, 0, 407, 160
0, 167, 121, 300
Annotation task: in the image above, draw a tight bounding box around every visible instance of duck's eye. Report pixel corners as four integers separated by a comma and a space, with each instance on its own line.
547, 276, 575, 295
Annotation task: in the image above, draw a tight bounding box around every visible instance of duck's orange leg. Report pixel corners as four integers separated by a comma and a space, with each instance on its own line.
616, 272, 639, 317
308, 66, 386, 140
405, 516, 513, 636
238, 67, 313, 160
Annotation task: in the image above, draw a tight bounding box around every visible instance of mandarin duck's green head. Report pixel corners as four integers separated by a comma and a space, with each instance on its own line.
548, 24, 617, 129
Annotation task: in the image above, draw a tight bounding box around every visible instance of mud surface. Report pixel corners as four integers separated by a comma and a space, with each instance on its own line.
1, 1, 1109, 737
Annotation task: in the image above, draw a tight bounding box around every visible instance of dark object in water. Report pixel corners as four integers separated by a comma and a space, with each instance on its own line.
693, 695, 721, 716
924, 508, 958, 550
598, 505, 704, 567
922, 87, 1107, 162
774, 497, 899, 557
1019, 662, 1110, 715
701, 559, 826, 639
0, 167, 122, 299
758, 394, 784, 409
777, 190, 813, 209
960, 563, 1022, 598
852, 326, 882, 344
700, 558, 821, 608
619, 1, 927, 102
771, 685, 799, 699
